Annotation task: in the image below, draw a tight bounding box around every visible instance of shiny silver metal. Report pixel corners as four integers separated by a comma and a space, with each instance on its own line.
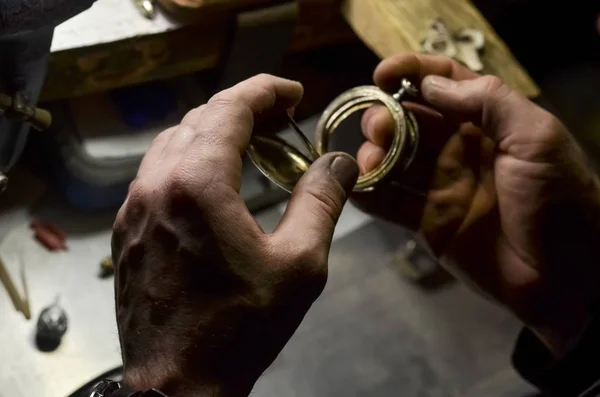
393, 79, 419, 101
133, 0, 156, 19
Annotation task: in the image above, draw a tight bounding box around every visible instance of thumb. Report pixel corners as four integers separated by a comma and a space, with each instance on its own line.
420, 74, 550, 145
274, 152, 358, 255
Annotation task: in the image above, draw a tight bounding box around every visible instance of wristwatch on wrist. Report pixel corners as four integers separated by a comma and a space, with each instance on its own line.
90, 380, 169, 397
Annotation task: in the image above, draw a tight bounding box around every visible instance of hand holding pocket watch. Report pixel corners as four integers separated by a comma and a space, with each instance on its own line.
249, 53, 600, 358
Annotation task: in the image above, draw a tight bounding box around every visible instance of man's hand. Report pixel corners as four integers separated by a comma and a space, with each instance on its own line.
112, 74, 358, 397
355, 54, 600, 356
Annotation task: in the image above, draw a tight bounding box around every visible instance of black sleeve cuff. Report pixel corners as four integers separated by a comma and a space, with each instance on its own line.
512, 317, 600, 397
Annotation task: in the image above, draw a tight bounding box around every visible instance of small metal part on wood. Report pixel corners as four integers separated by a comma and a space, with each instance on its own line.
421, 18, 485, 72
133, 0, 156, 19
421, 18, 457, 59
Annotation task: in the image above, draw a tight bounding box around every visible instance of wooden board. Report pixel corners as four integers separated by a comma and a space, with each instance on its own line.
160, 0, 272, 9
341, 0, 540, 97
42, 0, 355, 101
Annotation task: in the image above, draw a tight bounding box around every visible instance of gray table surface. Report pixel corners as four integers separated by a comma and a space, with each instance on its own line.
0, 175, 535, 397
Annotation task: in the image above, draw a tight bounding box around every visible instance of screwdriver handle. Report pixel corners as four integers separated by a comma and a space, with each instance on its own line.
30, 107, 53, 131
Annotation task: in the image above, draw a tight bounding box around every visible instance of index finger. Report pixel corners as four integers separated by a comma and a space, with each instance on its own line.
182, 74, 304, 157
174, 74, 303, 195
374, 53, 479, 93
164, 75, 304, 245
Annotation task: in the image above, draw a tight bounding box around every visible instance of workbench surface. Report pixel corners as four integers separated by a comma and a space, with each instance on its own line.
43, 0, 354, 101
0, 169, 535, 397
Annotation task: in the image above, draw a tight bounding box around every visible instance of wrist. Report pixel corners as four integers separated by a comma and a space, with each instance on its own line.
525, 305, 590, 358
123, 364, 248, 397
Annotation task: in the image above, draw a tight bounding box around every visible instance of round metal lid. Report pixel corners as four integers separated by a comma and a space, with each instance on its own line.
246, 81, 418, 194
247, 135, 313, 193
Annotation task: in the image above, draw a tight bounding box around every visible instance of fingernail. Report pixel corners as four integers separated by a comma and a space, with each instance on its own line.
328, 154, 359, 192
422, 75, 454, 90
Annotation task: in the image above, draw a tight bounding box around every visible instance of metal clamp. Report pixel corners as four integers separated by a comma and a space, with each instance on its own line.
0, 91, 52, 131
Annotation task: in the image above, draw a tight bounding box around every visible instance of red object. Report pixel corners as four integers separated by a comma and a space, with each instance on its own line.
31, 218, 68, 251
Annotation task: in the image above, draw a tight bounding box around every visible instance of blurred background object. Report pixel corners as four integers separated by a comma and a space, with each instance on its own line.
35, 297, 68, 352
0, 0, 97, 174
473, 0, 600, 164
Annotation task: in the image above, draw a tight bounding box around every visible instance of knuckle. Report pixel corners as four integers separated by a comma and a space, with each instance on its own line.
207, 93, 240, 118
480, 75, 513, 103
184, 103, 207, 120
164, 167, 195, 196
250, 73, 279, 90
119, 181, 151, 229
208, 91, 234, 107
113, 181, 151, 262
113, 206, 127, 230
540, 112, 564, 134
304, 184, 343, 226
111, 225, 126, 266
535, 112, 567, 145
126, 179, 151, 209
112, 210, 127, 250
151, 127, 174, 147
126, 179, 136, 196
254, 85, 277, 108
252, 73, 275, 84
165, 165, 220, 206
208, 93, 254, 126
256, 72, 275, 80
245, 74, 278, 106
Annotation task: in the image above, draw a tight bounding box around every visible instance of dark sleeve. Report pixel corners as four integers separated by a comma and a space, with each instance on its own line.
512, 316, 600, 397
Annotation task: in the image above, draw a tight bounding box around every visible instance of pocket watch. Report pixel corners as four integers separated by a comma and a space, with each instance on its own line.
247, 78, 419, 193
